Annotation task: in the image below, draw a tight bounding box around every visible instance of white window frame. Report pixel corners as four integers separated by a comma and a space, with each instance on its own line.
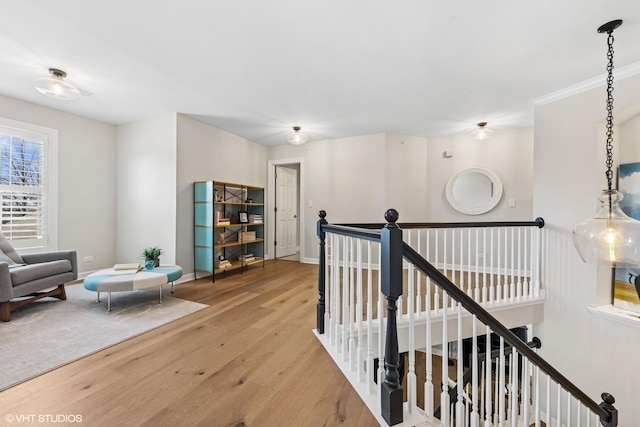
0, 117, 58, 252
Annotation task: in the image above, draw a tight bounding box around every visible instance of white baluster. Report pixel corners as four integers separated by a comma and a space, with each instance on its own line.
490, 228, 495, 303
456, 304, 464, 427
556, 384, 562, 427
510, 228, 515, 302
485, 326, 494, 427
510, 348, 517, 426
408, 264, 417, 414
522, 356, 530, 427
497, 228, 503, 303
356, 239, 364, 377
517, 228, 523, 299
377, 244, 384, 410
475, 228, 480, 302
498, 337, 506, 426
342, 236, 349, 360
425, 270, 434, 416
471, 316, 479, 427
567, 392, 572, 427
416, 229, 422, 314
333, 235, 341, 346
434, 229, 440, 313
441, 289, 450, 427
482, 228, 487, 303
348, 238, 356, 366
367, 240, 374, 395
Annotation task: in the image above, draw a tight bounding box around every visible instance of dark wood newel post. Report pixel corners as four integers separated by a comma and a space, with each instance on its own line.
600, 393, 618, 427
380, 208, 403, 426
317, 210, 327, 334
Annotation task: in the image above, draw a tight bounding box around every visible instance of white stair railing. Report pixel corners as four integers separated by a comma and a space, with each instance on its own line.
314, 210, 618, 427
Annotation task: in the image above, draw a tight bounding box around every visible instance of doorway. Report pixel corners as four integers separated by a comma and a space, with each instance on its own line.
275, 164, 299, 259
268, 158, 304, 262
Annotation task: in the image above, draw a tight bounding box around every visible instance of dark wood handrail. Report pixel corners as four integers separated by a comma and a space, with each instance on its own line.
401, 242, 610, 422
322, 224, 381, 242
337, 217, 545, 230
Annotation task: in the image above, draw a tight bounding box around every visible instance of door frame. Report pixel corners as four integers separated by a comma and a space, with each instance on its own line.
267, 157, 305, 262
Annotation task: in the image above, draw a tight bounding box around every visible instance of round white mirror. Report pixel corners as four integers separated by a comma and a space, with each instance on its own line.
445, 167, 503, 215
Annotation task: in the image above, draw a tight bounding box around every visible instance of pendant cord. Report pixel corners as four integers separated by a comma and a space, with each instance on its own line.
605, 30, 615, 192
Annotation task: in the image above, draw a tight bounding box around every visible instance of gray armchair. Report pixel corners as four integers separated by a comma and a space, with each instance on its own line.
0, 235, 77, 322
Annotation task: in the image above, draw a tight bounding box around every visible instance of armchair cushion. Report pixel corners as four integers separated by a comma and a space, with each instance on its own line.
9, 260, 73, 286
0, 233, 24, 264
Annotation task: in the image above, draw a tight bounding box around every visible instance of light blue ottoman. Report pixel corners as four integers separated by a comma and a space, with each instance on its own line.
83, 265, 183, 311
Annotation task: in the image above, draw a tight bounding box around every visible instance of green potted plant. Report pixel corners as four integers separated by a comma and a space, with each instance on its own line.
141, 246, 164, 267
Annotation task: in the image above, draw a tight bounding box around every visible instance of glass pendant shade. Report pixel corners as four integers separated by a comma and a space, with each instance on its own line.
572, 190, 640, 267
287, 126, 308, 145
33, 68, 81, 100
471, 122, 493, 140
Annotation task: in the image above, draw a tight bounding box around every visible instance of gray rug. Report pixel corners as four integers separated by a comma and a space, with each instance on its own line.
0, 283, 207, 391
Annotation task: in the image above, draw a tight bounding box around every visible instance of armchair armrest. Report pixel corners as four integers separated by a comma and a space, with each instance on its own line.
21, 250, 78, 281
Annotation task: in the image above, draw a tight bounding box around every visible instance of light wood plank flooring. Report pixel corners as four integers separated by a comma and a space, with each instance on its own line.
0, 260, 377, 427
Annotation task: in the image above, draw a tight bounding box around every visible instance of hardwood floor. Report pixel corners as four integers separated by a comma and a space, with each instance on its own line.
0, 260, 377, 426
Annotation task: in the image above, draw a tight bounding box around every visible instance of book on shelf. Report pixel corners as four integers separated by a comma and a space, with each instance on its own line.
215, 211, 231, 226
216, 259, 232, 269
249, 214, 263, 224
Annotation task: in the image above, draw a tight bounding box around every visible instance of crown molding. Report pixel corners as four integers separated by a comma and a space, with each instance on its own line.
533, 61, 640, 106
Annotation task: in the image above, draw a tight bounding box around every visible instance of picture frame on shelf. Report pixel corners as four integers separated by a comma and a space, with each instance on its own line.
238, 211, 249, 224
613, 161, 640, 314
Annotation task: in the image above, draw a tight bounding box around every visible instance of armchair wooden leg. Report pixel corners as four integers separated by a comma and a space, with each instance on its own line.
0, 301, 10, 322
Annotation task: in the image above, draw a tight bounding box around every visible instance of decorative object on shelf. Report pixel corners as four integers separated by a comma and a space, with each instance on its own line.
141, 246, 164, 268
238, 211, 249, 223
215, 188, 223, 202
33, 68, 82, 100
470, 122, 493, 140
572, 19, 640, 267
245, 198, 253, 204
287, 126, 308, 145
217, 232, 225, 244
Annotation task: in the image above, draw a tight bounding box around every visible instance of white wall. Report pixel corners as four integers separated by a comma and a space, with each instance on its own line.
427, 128, 534, 221
116, 114, 177, 265
175, 114, 268, 275
534, 72, 640, 425
0, 94, 117, 273
268, 130, 532, 262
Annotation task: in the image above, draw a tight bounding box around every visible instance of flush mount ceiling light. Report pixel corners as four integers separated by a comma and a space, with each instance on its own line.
471, 122, 494, 140
33, 68, 81, 100
572, 19, 640, 267
287, 126, 308, 145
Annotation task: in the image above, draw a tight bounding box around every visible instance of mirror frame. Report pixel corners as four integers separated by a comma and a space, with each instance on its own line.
445, 166, 503, 215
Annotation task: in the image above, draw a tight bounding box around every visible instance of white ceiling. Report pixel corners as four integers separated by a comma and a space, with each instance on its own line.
2, 1, 640, 146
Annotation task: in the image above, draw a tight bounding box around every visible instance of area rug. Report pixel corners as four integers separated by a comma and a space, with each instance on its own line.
0, 283, 208, 391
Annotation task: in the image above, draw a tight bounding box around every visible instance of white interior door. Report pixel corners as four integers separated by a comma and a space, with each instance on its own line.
275, 165, 298, 258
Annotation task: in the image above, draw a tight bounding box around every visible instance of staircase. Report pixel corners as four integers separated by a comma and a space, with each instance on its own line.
314, 209, 617, 427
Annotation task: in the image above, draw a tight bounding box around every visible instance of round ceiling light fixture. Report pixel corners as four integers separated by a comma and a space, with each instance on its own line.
471, 122, 494, 140
33, 68, 81, 100
287, 126, 308, 145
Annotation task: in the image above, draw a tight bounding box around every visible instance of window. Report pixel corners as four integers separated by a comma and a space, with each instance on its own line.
0, 118, 58, 251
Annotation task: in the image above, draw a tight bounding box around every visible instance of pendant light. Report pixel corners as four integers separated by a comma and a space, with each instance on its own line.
33, 68, 81, 100
287, 126, 308, 145
572, 19, 640, 267
471, 122, 494, 140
